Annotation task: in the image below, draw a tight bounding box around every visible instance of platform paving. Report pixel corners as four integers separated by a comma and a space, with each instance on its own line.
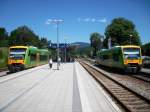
0, 62, 121, 112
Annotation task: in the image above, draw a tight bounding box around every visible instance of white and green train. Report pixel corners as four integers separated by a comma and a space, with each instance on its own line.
8, 46, 50, 72
96, 45, 143, 73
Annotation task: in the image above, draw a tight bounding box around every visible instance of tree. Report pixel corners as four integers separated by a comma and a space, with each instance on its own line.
76, 46, 93, 58
67, 45, 78, 61
90, 32, 102, 57
142, 42, 150, 56
8, 25, 40, 47
39, 37, 50, 49
0, 27, 8, 47
104, 17, 141, 48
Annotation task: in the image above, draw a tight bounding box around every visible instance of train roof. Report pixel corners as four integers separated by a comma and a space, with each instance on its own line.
9, 46, 29, 49
113, 45, 141, 48
9, 46, 50, 54
99, 45, 141, 53
9, 46, 39, 49
39, 49, 50, 55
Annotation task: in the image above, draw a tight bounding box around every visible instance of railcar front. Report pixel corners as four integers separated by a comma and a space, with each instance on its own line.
122, 45, 142, 73
8, 46, 28, 72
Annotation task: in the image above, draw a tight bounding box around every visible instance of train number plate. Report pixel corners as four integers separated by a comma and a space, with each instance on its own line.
127, 60, 139, 63
128, 60, 133, 63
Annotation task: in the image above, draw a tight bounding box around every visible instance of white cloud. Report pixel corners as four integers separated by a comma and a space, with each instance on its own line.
84, 18, 90, 22
45, 19, 52, 25
91, 18, 96, 22
97, 18, 107, 23
77, 17, 107, 23
45, 20, 50, 25
45, 19, 58, 29
45, 19, 64, 25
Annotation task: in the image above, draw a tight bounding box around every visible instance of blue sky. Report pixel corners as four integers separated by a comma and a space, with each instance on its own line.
0, 0, 150, 44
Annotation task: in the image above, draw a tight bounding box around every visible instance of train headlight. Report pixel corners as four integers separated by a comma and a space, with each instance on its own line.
139, 59, 142, 64
124, 60, 127, 64
9, 60, 12, 64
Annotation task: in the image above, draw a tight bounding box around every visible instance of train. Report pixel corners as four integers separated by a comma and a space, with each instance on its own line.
96, 45, 143, 73
8, 46, 50, 72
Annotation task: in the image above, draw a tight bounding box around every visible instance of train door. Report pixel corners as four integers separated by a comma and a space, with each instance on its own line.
36, 53, 40, 66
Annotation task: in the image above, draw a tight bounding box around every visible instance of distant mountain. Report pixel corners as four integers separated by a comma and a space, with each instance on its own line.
70, 42, 90, 48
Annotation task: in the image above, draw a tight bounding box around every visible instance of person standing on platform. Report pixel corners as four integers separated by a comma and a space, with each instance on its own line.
49, 58, 53, 69
58, 57, 61, 66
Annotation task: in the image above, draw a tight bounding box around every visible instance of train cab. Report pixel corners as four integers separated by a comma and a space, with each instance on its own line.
8, 46, 27, 72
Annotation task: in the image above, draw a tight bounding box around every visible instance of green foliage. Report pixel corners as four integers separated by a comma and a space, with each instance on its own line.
0, 26, 52, 61
90, 32, 103, 57
0, 47, 8, 69
0, 28, 8, 40
0, 27, 8, 47
7, 25, 50, 49
142, 42, 150, 56
76, 46, 93, 57
67, 45, 78, 58
104, 17, 141, 48
0, 40, 8, 47
8, 25, 40, 47
39, 37, 50, 49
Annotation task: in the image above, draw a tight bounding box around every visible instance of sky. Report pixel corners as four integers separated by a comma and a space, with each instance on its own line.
0, 0, 150, 44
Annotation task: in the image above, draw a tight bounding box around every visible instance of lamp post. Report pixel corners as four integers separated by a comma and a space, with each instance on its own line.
63, 37, 68, 63
47, 19, 63, 70
108, 37, 111, 49
64, 39, 67, 63
101, 36, 104, 49
130, 34, 132, 45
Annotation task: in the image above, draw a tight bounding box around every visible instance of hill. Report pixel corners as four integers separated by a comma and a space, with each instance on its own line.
70, 42, 90, 48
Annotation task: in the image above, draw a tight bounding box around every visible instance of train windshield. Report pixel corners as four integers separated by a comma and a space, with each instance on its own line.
123, 48, 141, 59
9, 48, 26, 60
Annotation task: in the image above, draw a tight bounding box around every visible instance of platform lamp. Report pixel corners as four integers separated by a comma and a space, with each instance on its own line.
47, 19, 64, 70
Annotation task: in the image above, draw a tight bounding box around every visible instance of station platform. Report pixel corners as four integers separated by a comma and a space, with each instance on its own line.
0, 62, 121, 112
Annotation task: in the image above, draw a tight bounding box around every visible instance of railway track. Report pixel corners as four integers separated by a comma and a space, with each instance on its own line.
81, 58, 150, 100
131, 73, 150, 83
0, 68, 8, 72
78, 60, 150, 112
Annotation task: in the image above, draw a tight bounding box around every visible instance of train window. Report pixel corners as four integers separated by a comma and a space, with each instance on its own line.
10, 48, 26, 59
9, 54, 24, 60
103, 55, 109, 60
10, 48, 26, 54
113, 53, 119, 61
123, 48, 140, 59
28, 51, 30, 56
100, 55, 103, 60
30, 54, 36, 61
40, 55, 47, 61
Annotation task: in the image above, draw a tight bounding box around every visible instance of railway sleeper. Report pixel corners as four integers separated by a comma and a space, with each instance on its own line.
110, 89, 126, 92
121, 102, 150, 112
122, 99, 145, 104
118, 95, 139, 99
106, 84, 121, 88
127, 104, 150, 111
119, 98, 142, 102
